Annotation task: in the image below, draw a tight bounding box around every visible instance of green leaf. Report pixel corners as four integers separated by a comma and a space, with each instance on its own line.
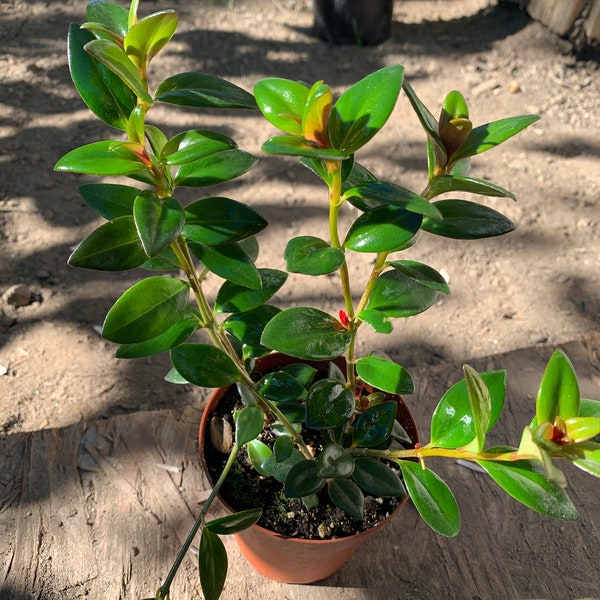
261, 135, 347, 160
284, 460, 325, 497
477, 457, 578, 520
329, 65, 403, 154
580, 398, 600, 419
366, 270, 440, 318
261, 307, 351, 360
357, 309, 393, 334
427, 175, 515, 200
273, 435, 295, 462
247, 439, 272, 476
344, 206, 422, 253
327, 479, 364, 519
78, 183, 139, 219
257, 371, 307, 403
170, 343, 241, 388
124, 10, 178, 69
317, 443, 354, 478
430, 371, 506, 449
262, 448, 303, 483
222, 305, 281, 350
400, 461, 460, 536
84, 39, 154, 105
564, 417, 600, 444
235, 405, 264, 445
569, 442, 600, 477
55, 141, 148, 176
215, 269, 287, 313
161, 130, 237, 165
205, 508, 262, 535
387, 260, 450, 295
174, 149, 257, 187
156, 72, 257, 109
103, 276, 190, 343
463, 365, 492, 453
306, 379, 355, 429
536, 349, 580, 425
254, 78, 309, 135
353, 457, 405, 496
199, 528, 228, 600
133, 193, 185, 257
145, 124, 169, 156
284, 236, 345, 275
353, 402, 396, 447
345, 181, 443, 220
126, 104, 145, 145
190, 242, 261, 289
439, 91, 471, 158
67, 24, 135, 130
68, 216, 147, 271
115, 316, 198, 358
141, 246, 180, 271
85, 0, 129, 39
451, 114, 540, 162
281, 363, 318, 387
183, 197, 267, 245
422, 199, 515, 239
355, 356, 414, 395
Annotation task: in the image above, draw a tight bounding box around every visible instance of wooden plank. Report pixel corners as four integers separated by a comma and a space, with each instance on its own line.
526, 0, 586, 35
585, 0, 600, 41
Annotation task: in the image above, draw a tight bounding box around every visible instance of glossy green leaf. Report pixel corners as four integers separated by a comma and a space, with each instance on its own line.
85, 0, 129, 38
115, 316, 198, 358
84, 39, 154, 105
276, 402, 306, 424
170, 343, 241, 387
422, 199, 515, 239
281, 363, 318, 387
450, 114, 540, 162
345, 206, 422, 253
327, 479, 364, 520
199, 528, 228, 600
387, 260, 450, 295
273, 435, 295, 463
254, 78, 309, 135
317, 443, 354, 478
235, 405, 264, 445
306, 379, 355, 429
284, 236, 345, 275
126, 104, 145, 145
329, 65, 403, 154
569, 442, 600, 477
353, 401, 396, 447
124, 10, 178, 69
427, 175, 515, 200
174, 149, 257, 187
284, 460, 325, 497
261, 135, 347, 160
477, 457, 578, 519
353, 457, 405, 497
564, 417, 600, 444
145, 124, 168, 157
190, 242, 260, 289
141, 246, 180, 271
261, 307, 351, 360
215, 268, 287, 313
366, 269, 440, 318
302, 81, 332, 146
345, 181, 443, 220
247, 439, 272, 476
355, 356, 413, 395
463, 365, 492, 453
67, 24, 135, 129
257, 371, 307, 403
161, 130, 237, 165
357, 309, 393, 334
536, 349, 580, 425
261, 448, 303, 483
580, 398, 600, 419
156, 72, 256, 109
430, 371, 506, 449
133, 193, 185, 257
222, 305, 281, 350
78, 183, 139, 219
400, 461, 460, 536
55, 141, 148, 176
205, 507, 262, 535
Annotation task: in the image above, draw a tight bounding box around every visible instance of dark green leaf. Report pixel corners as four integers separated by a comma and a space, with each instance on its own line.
329, 65, 403, 154
355, 356, 413, 395
281, 363, 318, 387
235, 405, 264, 445
261, 307, 351, 360
257, 371, 308, 403
170, 343, 241, 388
156, 72, 256, 109
222, 305, 281, 349
124, 10, 178, 68
205, 508, 262, 535
215, 268, 287, 313
357, 309, 393, 334
103, 276, 190, 343
247, 439, 272, 475
570, 442, 600, 477
306, 379, 355, 429
353, 457, 405, 496
55, 141, 148, 176
174, 149, 257, 187
387, 260, 450, 294
317, 443, 354, 478
400, 461, 460, 536
145, 124, 169, 156
199, 528, 228, 600
262, 448, 303, 483
273, 435, 295, 462
284, 460, 325, 497
327, 479, 364, 519
427, 174, 515, 200
141, 246, 181, 271
261, 135, 346, 160
162, 130, 237, 165
284, 236, 345, 275
78, 183, 139, 219
353, 402, 396, 447
68, 216, 147, 271
85, 0, 129, 38
254, 77, 309, 135
422, 199, 515, 239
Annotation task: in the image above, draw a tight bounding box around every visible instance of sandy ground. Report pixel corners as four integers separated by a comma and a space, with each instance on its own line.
1, 0, 599, 435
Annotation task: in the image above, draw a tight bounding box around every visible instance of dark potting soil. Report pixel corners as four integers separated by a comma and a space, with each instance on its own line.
203, 382, 406, 541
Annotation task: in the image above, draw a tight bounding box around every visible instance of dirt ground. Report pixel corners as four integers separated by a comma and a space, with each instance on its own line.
1, 0, 599, 436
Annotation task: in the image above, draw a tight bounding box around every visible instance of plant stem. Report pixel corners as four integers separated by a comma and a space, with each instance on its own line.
352, 445, 525, 463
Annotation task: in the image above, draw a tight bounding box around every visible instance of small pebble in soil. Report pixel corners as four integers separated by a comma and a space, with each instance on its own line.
3, 284, 32, 307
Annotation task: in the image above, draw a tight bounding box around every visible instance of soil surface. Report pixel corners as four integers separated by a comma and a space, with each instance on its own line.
1, 0, 599, 436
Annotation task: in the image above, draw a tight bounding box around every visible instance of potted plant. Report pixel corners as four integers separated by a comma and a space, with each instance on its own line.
55, 1, 600, 599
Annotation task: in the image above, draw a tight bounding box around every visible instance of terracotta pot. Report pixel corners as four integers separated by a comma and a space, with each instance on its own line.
199, 353, 420, 583
312, 0, 394, 46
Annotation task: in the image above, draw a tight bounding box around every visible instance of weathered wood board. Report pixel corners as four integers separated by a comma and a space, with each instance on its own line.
1, 335, 599, 599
